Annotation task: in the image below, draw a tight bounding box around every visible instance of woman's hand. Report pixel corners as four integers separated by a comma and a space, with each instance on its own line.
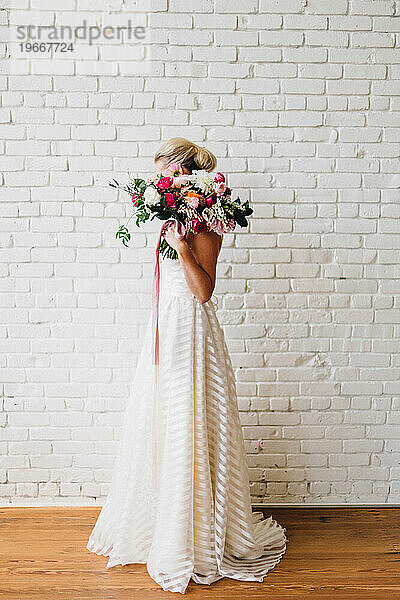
164, 222, 189, 254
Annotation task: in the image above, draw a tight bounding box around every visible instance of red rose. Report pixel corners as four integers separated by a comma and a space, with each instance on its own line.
214, 172, 225, 183
165, 192, 176, 207
191, 219, 207, 234
204, 194, 217, 208
156, 176, 173, 190
225, 187, 231, 195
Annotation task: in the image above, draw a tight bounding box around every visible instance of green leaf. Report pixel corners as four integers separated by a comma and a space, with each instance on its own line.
116, 225, 131, 247
159, 237, 178, 260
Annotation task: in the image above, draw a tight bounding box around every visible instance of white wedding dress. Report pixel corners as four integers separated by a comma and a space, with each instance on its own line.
86, 256, 287, 594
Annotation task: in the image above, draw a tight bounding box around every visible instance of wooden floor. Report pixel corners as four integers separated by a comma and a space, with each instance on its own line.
0, 507, 399, 599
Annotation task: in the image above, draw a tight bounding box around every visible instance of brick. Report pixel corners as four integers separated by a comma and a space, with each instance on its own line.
1, 2, 399, 507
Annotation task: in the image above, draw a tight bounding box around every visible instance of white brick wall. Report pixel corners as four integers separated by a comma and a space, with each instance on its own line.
1, 0, 399, 506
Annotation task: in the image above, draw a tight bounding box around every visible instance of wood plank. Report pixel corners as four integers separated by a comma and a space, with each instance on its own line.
0, 507, 399, 599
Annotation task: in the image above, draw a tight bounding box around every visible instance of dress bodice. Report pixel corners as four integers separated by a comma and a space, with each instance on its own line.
160, 257, 194, 300
159, 256, 219, 309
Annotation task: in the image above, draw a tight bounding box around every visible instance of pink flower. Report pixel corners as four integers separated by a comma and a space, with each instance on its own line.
213, 181, 226, 196
226, 218, 235, 232
204, 194, 217, 208
214, 172, 225, 183
184, 191, 201, 209
171, 176, 186, 189
163, 162, 183, 178
191, 218, 207, 234
186, 196, 199, 209
131, 193, 138, 206
209, 220, 225, 235
210, 219, 235, 234
163, 163, 187, 188
165, 192, 176, 207
156, 176, 173, 190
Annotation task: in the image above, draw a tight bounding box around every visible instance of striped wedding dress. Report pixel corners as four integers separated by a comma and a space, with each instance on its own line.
86, 256, 287, 594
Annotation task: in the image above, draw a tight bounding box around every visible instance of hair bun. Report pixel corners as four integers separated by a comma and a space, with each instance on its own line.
194, 145, 217, 172
155, 137, 217, 173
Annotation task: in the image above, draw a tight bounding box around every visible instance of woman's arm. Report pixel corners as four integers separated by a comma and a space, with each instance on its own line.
164, 225, 222, 304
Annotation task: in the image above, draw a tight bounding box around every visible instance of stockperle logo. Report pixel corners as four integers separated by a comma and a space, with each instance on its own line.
15, 20, 146, 53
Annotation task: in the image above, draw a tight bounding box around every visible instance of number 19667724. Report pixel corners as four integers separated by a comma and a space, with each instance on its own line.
19, 42, 74, 52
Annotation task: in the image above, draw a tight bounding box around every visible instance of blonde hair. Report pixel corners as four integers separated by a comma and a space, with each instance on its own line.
154, 137, 217, 173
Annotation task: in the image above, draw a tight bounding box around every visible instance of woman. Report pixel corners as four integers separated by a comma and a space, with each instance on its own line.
86, 138, 287, 594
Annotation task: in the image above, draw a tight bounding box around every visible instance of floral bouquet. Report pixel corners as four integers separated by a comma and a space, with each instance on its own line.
111, 163, 253, 260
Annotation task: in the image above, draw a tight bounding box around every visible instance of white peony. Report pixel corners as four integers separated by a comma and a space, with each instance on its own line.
143, 185, 161, 207
189, 169, 214, 193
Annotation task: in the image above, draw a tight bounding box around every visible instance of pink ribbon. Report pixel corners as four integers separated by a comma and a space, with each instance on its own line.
152, 219, 186, 365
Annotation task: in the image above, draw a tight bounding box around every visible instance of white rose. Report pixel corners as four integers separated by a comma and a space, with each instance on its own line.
190, 170, 214, 193
144, 186, 161, 207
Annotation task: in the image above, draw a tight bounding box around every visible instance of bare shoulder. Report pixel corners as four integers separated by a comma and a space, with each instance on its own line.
186, 230, 223, 256
186, 230, 223, 282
